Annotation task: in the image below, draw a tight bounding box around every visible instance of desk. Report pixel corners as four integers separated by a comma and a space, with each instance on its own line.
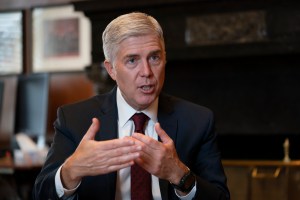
0, 151, 43, 200
0, 151, 13, 169
223, 160, 300, 200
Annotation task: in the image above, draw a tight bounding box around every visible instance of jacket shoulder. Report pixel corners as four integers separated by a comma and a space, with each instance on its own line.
160, 93, 213, 117
60, 89, 116, 114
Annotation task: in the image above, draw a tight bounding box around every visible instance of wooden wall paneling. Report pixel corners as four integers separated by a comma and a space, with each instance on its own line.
46, 72, 95, 140
0, 0, 79, 11
23, 9, 32, 74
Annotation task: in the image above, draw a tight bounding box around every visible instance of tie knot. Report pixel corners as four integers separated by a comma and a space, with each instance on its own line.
131, 113, 149, 133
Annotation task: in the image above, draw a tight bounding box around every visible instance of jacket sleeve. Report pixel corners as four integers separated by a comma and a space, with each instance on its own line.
32, 107, 80, 200
162, 96, 230, 200
192, 110, 230, 200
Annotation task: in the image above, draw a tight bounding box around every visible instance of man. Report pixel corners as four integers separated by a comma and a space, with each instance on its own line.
33, 12, 230, 200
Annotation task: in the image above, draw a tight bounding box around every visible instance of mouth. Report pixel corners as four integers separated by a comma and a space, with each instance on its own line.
140, 85, 154, 93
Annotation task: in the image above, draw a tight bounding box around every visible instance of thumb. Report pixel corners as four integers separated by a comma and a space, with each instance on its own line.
83, 118, 100, 140
155, 122, 171, 144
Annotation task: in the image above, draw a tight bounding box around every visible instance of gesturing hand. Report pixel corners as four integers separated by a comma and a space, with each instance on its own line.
131, 122, 188, 184
61, 118, 141, 189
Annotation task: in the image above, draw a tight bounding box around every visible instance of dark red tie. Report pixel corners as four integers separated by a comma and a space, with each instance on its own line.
131, 113, 153, 200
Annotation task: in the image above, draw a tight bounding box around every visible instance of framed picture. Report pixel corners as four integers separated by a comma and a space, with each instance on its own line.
32, 5, 91, 72
0, 12, 23, 74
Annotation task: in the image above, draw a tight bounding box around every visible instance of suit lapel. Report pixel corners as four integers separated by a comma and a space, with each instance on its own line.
158, 93, 178, 144
158, 93, 178, 200
94, 87, 119, 198
95, 87, 119, 141
92, 90, 179, 199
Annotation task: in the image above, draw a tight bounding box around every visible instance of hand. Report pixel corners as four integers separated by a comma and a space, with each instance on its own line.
61, 118, 141, 189
131, 122, 188, 184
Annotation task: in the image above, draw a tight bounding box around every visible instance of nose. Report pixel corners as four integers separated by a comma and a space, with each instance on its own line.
140, 60, 152, 77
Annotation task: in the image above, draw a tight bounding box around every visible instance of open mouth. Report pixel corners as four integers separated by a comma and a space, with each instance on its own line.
141, 85, 151, 90
140, 85, 154, 93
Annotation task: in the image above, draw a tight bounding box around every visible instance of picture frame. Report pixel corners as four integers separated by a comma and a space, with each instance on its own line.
0, 12, 23, 75
32, 5, 91, 72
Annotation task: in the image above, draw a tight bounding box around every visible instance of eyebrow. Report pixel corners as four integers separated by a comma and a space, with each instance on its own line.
123, 49, 162, 59
124, 54, 138, 59
148, 50, 163, 55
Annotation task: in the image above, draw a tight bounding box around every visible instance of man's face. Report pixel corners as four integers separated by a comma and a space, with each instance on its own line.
104, 34, 166, 110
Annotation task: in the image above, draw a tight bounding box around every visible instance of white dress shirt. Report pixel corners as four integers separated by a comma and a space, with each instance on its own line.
55, 87, 196, 199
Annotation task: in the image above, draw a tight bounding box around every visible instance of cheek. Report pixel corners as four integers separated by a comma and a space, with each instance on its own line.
109, 67, 118, 81
116, 71, 133, 86
156, 68, 165, 83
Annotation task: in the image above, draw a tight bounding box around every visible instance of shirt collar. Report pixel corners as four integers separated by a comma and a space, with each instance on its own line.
117, 87, 158, 128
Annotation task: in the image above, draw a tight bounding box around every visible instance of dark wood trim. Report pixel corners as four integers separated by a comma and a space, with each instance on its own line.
223, 160, 300, 167
23, 9, 32, 74
0, 0, 76, 11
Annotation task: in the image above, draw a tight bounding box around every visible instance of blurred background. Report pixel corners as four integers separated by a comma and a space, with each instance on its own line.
0, 0, 300, 200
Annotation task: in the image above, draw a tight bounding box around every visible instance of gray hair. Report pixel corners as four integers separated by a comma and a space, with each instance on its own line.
102, 12, 165, 63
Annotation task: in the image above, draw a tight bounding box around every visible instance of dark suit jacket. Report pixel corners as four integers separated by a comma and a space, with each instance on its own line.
33, 87, 230, 200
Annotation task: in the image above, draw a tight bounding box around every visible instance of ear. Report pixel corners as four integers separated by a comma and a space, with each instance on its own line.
104, 60, 116, 81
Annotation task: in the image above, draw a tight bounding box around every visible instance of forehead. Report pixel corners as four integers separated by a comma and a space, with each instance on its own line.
118, 35, 164, 56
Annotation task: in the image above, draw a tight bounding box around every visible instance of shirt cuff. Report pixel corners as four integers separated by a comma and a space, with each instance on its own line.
175, 181, 197, 200
55, 165, 81, 198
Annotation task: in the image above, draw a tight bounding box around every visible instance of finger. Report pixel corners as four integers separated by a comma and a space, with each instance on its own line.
106, 152, 140, 166
100, 137, 136, 150
155, 122, 171, 144
93, 160, 135, 174
92, 152, 140, 174
83, 118, 100, 140
131, 133, 158, 152
131, 134, 157, 164
131, 133, 152, 144
102, 143, 142, 157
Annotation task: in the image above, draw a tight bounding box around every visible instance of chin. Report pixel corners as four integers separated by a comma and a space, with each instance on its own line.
136, 97, 155, 109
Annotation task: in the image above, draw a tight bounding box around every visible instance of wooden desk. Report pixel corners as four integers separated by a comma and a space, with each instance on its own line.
0, 151, 14, 174
223, 160, 300, 200
223, 160, 300, 167
0, 151, 43, 200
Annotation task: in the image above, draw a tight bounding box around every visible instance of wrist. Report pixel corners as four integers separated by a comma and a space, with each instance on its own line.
170, 168, 196, 193
169, 162, 189, 184
61, 161, 81, 189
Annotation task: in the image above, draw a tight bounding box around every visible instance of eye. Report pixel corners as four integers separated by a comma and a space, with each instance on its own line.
125, 56, 137, 66
125, 56, 138, 68
127, 57, 136, 64
149, 54, 161, 65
